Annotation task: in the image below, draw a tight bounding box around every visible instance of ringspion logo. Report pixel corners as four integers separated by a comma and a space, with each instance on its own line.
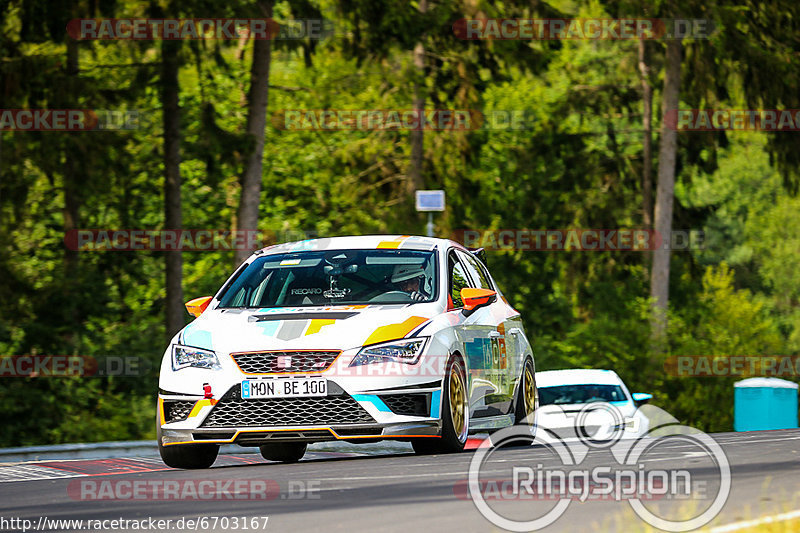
467, 408, 730, 531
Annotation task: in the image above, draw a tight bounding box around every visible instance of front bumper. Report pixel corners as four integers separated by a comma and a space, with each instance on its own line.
159, 343, 450, 446
160, 422, 441, 446
159, 381, 442, 446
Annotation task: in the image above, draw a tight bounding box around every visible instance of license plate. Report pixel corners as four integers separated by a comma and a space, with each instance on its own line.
241, 378, 327, 399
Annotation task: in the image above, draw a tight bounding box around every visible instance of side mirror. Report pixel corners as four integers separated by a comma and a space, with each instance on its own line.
460, 288, 497, 315
185, 296, 213, 318
632, 392, 652, 406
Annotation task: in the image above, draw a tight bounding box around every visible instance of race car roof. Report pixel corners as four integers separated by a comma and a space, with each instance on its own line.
257, 235, 465, 256
536, 369, 624, 387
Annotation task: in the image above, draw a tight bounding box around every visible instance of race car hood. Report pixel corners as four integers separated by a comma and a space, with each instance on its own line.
537, 402, 637, 430
178, 304, 439, 355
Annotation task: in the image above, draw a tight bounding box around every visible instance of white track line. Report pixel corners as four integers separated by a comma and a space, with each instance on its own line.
709, 509, 800, 532
0, 465, 87, 483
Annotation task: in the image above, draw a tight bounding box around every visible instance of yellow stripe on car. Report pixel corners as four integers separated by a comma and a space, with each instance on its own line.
305, 318, 336, 336
364, 316, 428, 346
187, 398, 218, 419
376, 235, 410, 249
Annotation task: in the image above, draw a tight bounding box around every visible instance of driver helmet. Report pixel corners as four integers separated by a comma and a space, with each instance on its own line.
391, 264, 426, 284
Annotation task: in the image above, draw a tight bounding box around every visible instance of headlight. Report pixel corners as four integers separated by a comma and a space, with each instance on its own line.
172, 345, 220, 370
350, 337, 428, 366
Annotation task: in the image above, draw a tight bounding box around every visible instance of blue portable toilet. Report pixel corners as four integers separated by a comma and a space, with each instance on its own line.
734, 377, 798, 431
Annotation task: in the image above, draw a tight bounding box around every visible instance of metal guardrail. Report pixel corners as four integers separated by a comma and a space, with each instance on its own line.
0, 441, 160, 463
0, 440, 412, 464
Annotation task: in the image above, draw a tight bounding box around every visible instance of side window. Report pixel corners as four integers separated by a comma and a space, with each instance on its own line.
457, 250, 493, 290
448, 252, 471, 308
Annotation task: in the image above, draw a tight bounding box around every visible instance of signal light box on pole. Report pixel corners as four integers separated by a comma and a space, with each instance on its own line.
415, 190, 445, 237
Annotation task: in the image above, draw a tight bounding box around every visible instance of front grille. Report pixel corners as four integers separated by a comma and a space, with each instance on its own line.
163, 400, 195, 423
231, 350, 340, 374
380, 393, 431, 417
200, 386, 375, 428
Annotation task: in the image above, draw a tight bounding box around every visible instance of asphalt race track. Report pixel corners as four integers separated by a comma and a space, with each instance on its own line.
1, 430, 799, 532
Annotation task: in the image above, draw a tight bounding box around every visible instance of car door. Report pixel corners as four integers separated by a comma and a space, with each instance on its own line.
463, 251, 529, 414
455, 249, 516, 415
447, 251, 492, 417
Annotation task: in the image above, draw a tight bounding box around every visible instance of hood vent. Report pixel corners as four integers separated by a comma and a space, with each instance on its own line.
249, 311, 359, 322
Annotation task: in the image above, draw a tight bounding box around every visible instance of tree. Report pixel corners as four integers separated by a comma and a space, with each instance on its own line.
650, 38, 682, 343
234, 0, 274, 267
407, 0, 428, 195
162, 36, 185, 339
638, 38, 653, 228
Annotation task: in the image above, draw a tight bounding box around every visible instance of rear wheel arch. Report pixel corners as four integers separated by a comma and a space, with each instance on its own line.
513, 355, 538, 426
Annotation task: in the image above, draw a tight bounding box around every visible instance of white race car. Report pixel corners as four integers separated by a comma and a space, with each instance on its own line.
157, 235, 537, 468
535, 369, 652, 442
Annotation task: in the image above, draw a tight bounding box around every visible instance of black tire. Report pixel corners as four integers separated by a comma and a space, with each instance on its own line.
157, 410, 219, 469
159, 442, 219, 469
259, 442, 307, 463
514, 358, 537, 427
410, 438, 440, 455
412, 353, 469, 455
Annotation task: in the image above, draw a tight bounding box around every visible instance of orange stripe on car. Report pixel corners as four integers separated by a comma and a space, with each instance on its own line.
363, 316, 428, 346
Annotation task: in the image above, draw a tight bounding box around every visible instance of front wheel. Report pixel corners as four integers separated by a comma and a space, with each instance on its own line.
157, 414, 219, 469
412, 353, 469, 454
159, 442, 219, 469
260, 442, 307, 463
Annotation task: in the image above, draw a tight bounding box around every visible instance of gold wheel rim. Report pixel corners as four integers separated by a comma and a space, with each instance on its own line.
524, 366, 536, 415
449, 365, 466, 435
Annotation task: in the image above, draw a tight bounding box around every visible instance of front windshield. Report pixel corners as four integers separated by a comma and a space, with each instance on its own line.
218, 249, 438, 308
538, 384, 628, 405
